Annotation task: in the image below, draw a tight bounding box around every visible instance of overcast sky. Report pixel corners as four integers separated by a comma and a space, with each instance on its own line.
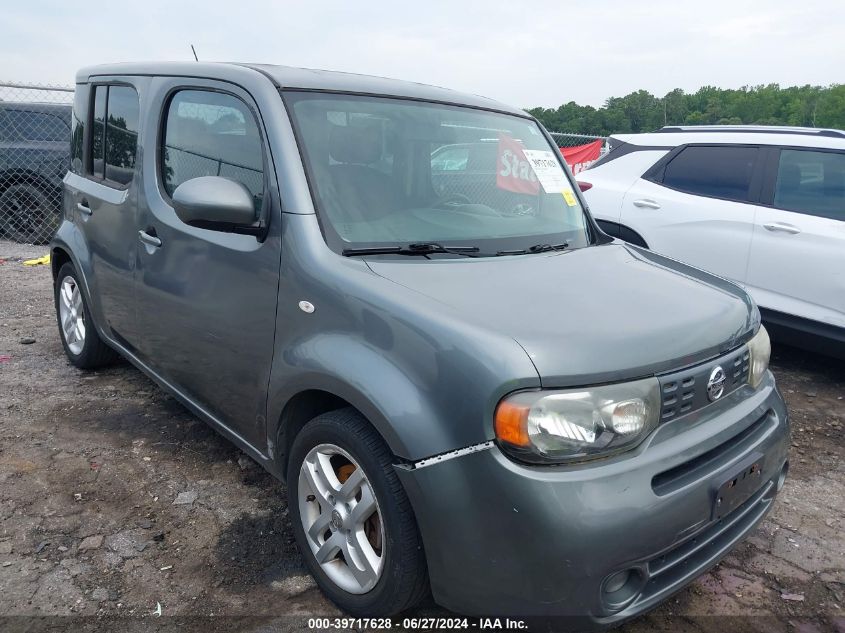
3, 0, 843, 108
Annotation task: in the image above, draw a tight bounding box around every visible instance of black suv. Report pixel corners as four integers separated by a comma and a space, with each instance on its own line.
0, 102, 71, 243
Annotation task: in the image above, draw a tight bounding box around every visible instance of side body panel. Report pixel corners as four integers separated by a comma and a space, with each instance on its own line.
619, 178, 757, 284
746, 146, 845, 330
61, 78, 150, 347
747, 208, 845, 327
133, 75, 284, 451
581, 149, 669, 224
264, 214, 543, 464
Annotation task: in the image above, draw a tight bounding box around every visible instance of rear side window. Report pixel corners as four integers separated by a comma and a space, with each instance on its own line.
658, 146, 758, 202
431, 145, 469, 172
91, 88, 106, 178
104, 86, 140, 185
161, 90, 264, 214
89, 84, 139, 185
0, 109, 69, 142
430, 143, 497, 173
774, 149, 845, 220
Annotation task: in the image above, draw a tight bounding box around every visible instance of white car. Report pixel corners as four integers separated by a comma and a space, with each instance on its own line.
578, 125, 845, 357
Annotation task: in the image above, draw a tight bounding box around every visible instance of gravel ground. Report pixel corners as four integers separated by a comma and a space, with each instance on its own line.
1, 240, 843, 633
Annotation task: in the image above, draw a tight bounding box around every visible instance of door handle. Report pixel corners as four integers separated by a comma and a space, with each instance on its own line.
763, 222, 801, 235
633, 199, 661, 210
138, 229, 162, 248
76, 200, 92, 216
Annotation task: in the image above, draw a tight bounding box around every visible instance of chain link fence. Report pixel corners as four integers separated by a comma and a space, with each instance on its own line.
0, 81, 74, 244
549, 131, 607, 150
550, 131, 608, 172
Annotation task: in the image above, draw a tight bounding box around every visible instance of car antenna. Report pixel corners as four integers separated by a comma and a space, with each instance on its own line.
190, 44, 199, 62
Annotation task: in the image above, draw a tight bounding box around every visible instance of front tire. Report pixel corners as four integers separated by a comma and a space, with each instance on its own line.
54, 262, 118, 369
287, 408, 428, 616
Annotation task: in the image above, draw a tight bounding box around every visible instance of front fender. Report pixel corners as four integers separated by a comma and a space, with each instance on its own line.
266, 212, 541, 466
266, 329, 540, 465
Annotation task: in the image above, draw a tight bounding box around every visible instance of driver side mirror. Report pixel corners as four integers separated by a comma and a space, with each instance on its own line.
172, 176, 256, 231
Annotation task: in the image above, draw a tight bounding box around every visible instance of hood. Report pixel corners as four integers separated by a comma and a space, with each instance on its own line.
366, 244, 757, 387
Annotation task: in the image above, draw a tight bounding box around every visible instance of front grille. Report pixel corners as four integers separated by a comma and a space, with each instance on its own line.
659, 347, 750, 422
651, 413, 773, 496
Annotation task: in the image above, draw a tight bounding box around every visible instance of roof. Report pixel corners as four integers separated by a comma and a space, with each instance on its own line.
611, 124, 845, 150
0, 102, 71, 126
657, 125, 845, 138
76, 62, 527, 117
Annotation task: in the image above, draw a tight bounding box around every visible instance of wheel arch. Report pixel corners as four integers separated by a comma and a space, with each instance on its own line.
268, 363, 442, 482
49, 237, 111, 347
50, 245, 72, 281
266, 322, 540, 477
274, 388, 362, 480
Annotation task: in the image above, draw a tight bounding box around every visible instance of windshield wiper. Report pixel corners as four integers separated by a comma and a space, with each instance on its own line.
496, 242, 570, 256
343, 243, 485, 258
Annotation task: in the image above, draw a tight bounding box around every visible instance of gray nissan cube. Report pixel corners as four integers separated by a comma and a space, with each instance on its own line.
51, 62, 789, 628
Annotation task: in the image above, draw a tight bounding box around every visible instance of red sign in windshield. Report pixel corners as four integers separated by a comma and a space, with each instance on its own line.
496, 134, 540, 194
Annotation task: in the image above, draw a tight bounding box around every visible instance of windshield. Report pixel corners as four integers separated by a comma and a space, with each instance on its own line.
287, 92, 591, 256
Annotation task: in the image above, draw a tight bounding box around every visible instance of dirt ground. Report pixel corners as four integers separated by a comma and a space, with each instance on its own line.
0, 239, 843, 633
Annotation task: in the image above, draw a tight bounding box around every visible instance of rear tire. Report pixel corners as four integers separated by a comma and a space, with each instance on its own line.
287, 408, 428, 616
0, 182, 59, 244
54, 262, 119, 369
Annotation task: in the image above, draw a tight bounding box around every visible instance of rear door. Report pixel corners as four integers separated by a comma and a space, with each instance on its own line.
63, 80, 143, 346
579, 139, 670, 225
619, 144, 764, 283
134, 78, 281, 449
745, 147, 845, 328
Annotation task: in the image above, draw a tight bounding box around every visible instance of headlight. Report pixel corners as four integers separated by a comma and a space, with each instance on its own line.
747, 325, 771, 389
494, 378, 660, 464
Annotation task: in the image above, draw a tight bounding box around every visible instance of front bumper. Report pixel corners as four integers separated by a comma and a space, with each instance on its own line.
396, 372, 789, 627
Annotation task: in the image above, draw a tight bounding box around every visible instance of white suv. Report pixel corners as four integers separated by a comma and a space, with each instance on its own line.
579, 125, 845, 357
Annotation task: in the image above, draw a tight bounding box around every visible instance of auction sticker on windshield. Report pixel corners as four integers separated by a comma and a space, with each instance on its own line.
561, 188, 578, 206
522, 149, 569, 193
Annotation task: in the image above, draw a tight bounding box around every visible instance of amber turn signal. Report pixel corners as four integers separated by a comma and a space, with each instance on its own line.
494, 400, 531, 447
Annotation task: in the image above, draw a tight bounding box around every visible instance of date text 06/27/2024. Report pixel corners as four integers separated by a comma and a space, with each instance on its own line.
307, 618, 528, 630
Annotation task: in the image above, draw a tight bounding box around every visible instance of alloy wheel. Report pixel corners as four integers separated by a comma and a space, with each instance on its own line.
58, 276, 86, 355
298, 443, 384, 594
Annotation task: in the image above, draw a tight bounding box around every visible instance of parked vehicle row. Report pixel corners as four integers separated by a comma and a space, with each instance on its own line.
579, 126, 845, 358
52, 62, 788, 629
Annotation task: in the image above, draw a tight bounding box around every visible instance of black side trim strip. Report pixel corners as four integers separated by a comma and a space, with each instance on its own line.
760, 307, 845, 359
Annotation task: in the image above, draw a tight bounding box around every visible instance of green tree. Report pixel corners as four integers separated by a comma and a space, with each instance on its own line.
528, 84, 844, 136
